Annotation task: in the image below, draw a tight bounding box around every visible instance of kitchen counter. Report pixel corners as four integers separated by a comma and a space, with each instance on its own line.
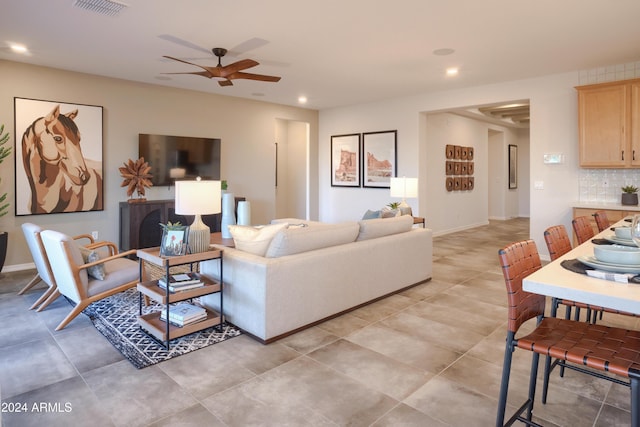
572, 204, 640, 245
573, 202, 640, 212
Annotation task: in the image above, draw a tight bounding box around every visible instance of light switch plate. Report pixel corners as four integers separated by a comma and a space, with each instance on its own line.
543, 153, 564, 164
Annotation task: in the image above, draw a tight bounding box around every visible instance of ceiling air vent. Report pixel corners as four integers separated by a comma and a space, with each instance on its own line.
73, 0, 128, 17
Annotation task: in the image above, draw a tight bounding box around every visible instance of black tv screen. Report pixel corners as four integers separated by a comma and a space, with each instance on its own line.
139, 134, 221, 186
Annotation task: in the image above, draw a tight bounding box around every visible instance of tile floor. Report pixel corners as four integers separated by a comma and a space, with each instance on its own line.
1, 218, 638, 426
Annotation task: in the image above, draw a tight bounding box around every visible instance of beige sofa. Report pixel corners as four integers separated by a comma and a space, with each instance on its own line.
200, 215, 432, 343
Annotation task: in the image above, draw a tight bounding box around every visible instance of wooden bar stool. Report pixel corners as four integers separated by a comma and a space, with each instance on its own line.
571, 216, 595, 244
593, 210, 611, 232
496, 239, 640, 427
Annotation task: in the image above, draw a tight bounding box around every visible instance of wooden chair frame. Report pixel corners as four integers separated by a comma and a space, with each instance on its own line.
40, 230, 139, 331
20, 223, 98, 311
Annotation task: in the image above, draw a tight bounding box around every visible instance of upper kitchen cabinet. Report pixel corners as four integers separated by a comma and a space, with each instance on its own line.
577, 78, 640, 168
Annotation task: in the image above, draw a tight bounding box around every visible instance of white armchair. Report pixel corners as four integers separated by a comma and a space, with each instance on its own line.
40, 229, 139, 330
20, 223, 96, 311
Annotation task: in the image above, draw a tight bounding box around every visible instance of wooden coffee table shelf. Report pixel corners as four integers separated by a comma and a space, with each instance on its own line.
138, 309, 222, 342
136, 247, 224, 349
137, 279, 221, 304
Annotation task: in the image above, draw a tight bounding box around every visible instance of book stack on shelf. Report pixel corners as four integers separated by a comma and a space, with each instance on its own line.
158, 272, 204, 292
160, 302, 207, 327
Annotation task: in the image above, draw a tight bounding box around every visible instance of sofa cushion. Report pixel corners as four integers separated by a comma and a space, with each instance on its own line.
270, 218, 323, 227
265, 222, 359, 258
357, 215, 414, 241
229, 223, 288, 256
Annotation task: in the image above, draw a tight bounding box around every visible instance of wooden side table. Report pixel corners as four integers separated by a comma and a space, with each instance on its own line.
413, 217, 426, 227
210, 232, 235, 248
136, 248, 223, 349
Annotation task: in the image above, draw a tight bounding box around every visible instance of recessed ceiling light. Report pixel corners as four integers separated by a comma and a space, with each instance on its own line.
10, 44, 28, 54
298, 96, 308, 104
433, 48, 455, 56
446, 67, 459, 76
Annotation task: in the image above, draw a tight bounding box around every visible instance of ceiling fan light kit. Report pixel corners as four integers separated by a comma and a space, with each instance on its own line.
163, 47, 281, 87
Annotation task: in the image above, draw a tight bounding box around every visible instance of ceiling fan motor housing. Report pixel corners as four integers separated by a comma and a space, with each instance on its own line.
212, 47, 227, 58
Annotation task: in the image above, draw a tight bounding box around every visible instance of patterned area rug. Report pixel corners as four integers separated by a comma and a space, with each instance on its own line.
83, 288, 242, 369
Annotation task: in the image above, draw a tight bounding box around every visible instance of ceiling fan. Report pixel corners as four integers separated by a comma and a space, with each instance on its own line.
163, 47, 281, 86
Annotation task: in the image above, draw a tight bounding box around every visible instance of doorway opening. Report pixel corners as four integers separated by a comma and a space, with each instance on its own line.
275, 119, 310, 219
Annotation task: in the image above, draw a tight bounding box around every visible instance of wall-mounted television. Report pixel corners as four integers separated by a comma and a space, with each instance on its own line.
139, 134, 221, 186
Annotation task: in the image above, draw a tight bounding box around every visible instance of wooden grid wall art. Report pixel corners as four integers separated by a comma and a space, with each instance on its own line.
445, 144, 474, 192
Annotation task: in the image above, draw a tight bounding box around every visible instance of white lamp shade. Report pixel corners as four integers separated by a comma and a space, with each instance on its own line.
390, 177, 418, 199
175, 180, 221, 215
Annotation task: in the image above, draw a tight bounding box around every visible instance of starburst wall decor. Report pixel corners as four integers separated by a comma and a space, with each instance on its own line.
119, 157, 152, 202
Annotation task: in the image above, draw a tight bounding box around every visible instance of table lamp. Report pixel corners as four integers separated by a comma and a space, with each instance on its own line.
390, 176, 418, 213
175, 178, 221, 253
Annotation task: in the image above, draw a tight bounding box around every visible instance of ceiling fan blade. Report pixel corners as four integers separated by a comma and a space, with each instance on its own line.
227, 71, 281, 82
163, 56, 224, 77
218, 79, 234, 87
158, 34, 211, 54
227, 38, 269, 56
219, 59, 259, 76
162, 71, 215, 79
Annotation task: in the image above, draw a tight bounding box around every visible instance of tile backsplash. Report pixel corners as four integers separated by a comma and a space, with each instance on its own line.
578, 62, 640, 85
579, 169, 640, 203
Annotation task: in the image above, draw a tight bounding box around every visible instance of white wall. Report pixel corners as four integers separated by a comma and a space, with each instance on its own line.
319, 97, 421, 223
424, 113, 489, 232
518, 129, 531, 217
320, 72, 580, 258
0, 60, 318, 270
488, 130, 505, 219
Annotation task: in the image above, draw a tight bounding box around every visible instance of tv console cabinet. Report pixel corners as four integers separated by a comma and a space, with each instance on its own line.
119, 197, 244, 251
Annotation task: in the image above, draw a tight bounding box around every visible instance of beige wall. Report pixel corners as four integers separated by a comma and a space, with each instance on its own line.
0, 60, 318, 270
319, 71, 580, 259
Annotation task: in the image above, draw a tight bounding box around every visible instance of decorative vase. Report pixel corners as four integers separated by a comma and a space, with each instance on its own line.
237, 201, 251, 225
622, 193, 639, 206
221, 193, 236, 238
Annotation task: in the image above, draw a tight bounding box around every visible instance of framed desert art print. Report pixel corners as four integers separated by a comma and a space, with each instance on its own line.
362, 130, 397, 188
160, 225, 189, 257
14, 97, 104, 216
331, 133, 361, 187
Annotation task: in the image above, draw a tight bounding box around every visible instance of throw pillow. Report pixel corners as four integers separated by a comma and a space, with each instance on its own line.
228, 222, 288, 256
362, 209, 382, 220
79, 246, 106, 280
381, 208, 400, 218
399, 206, 413, 216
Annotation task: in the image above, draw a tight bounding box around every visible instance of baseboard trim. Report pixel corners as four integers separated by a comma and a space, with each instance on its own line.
2, 262, 35, 273
433, 221, 489, 237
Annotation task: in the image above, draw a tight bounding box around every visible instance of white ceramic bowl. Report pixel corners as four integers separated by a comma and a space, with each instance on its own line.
615, 226, 632, 240
594, 245, 640, 265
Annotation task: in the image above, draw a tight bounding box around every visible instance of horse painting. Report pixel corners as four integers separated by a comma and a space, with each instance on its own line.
21, 105, 103, 214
